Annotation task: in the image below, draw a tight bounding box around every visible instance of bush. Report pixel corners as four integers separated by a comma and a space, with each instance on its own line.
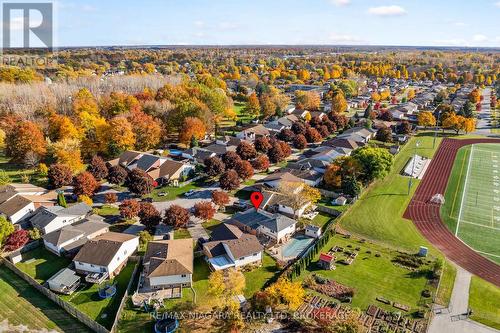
104, 192, 118, 203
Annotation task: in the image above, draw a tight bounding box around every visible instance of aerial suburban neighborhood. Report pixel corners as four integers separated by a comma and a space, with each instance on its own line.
0, 1, 498, 333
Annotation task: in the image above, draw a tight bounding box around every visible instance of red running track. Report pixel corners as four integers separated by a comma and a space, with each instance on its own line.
404, 138, 500, 287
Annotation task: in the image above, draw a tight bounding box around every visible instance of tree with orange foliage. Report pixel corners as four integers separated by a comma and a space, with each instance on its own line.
469, 88, 481, 104
106, 117, 136, 156
193, 201, 216, 221
73, 171, 98, 197
245, 92, 260, 116
331, 89, 347, 114
324, 164, 342, 188
179, 117, 206, 145
48, 114, 80, 141
127, 110, 162, 150
5, 121, 46, 164
100, 91, 140, 117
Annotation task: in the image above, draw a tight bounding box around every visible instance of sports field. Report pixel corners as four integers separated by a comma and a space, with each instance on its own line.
441, 143, 500, 264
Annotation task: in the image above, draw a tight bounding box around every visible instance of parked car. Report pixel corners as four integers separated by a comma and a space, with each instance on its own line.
184, 190, 196, 197
142, 197, 153, 203
233, 200, 248, 211
158, 191, 168, 197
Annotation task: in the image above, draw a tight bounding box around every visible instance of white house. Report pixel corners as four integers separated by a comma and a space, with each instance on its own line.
0, 184, 57, 224
30, 203, 92, 235
228, 209, 297, 244
203, 223, 263, 271
142, 239, 193, 290
73, 232, 139, 281
42, 217, 109, 256
236, 124, 270, 141
261, 190, 311, 218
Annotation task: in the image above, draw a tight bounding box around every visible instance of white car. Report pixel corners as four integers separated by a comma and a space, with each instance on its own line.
158, 191, 168, 197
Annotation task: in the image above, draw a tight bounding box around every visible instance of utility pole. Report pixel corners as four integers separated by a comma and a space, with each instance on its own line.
408, 140, 421, 195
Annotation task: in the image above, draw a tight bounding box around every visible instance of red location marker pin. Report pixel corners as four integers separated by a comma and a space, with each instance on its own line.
250, 191, 264, 211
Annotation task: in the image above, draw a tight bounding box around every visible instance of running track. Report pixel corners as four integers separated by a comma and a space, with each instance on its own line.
404, 138, 500, 287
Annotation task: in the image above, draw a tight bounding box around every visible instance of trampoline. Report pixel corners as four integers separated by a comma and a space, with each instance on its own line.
154, 318, 179, 333
98, 283, 117, 299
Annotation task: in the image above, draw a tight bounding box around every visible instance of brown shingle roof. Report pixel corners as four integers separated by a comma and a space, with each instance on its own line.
0, 195, 32, 217
73, 232, 137, 266
144, 239, 193, 277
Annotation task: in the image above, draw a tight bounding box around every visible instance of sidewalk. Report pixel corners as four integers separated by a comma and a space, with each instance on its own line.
429, 265, 499, 333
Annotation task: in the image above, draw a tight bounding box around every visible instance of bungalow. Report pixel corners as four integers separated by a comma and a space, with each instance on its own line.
0, 184, 57, 224
261, 189, 311, 218
257, 171, 304, 190
289, 158, 329, 174
30, 203, 92, 235
337, 127, 376, 143
305, 146, 351, 164
204, 143, 237, 156
284, 168, 323, 187
227, 209, 296, 244
236, 124, 270, 141
42, 216, 109, 256
142, 239, 193, 290
203, 223, 263, 271
322, 138, 361, 151
108, 151, 195, 185
73, 232, 139, 281
289, 109, 310, 120
181, 147, 216, 164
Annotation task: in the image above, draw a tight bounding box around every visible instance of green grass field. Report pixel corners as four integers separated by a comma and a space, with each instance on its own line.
469, 276, 500, 330
0, 266, 91, 332
441, 144, 500, 264
298, 234, 436, 313
15, 247, 71, 283
339, 133, 441, 254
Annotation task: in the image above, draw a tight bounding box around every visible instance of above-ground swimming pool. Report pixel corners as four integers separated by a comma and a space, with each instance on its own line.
281, 235, 314, 259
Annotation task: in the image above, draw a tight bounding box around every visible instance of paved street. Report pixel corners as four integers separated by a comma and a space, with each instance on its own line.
474, 87, 493, 136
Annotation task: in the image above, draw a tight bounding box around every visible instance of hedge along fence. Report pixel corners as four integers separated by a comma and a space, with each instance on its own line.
110, 256, 141, 333
1, 258, 110, 333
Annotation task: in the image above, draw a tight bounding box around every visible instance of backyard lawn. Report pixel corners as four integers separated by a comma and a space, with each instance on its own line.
243, 253, 279, 298
469, 276, 500, 330
16, 247, 71, 283
0, 150, 47, 187
61, 261, 137, 329
298, 234, 437, 314
0, 266, 91, 332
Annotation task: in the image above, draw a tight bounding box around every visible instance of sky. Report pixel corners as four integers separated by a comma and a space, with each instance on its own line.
3, 0, 500, 47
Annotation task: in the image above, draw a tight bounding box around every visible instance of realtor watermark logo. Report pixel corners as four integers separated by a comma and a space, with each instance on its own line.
1, 1, 56, 66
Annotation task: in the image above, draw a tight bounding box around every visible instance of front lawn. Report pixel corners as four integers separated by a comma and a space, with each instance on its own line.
16, 247, 71, 283
297, 234, 437, 313
96, 204, 120, 217
61, 261, 136, 329
173, 228, 191, 239
144, 178, 208, 202
202, 219, 222, 234
469, 276, 500, 330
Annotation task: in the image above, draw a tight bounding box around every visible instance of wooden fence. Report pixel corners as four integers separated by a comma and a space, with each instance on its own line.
110, 257, 141, 332
1, 258, 110, 333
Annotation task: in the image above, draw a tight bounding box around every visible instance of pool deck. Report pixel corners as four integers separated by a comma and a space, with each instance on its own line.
268, 234, 315, 261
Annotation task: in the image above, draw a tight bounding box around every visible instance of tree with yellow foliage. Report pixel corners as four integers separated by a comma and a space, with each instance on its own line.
331, 89, 348, 114
461, 117, 476, 133
48, 114, 81, 141
295, 90, 320, 110
266, 277, 305, 310
77, 195, 93, 206
106, 117, 136, 156
245, 92, 260, 116
371, 92, 381, 102
417, 111, 436, 128
407, 89, 416, 100
50, 139, 85, 173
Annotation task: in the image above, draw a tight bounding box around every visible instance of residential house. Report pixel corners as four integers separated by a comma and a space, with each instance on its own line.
181, 147, 216, 164
142, 239, 193, 290
337, 127, 376, 143
73, 232, 139, 281
322, 138, 361, 151
108, 151, 195, 185
257, 171, 304, 190
30, 203, 92, 235
227, 209, 296, 244
42, 216, 109, 256
203, 223, 263, 270
236, 124, 270, 141
0, 184, 57, 224
289, 158, 329, 174
261, 189, 311, 218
